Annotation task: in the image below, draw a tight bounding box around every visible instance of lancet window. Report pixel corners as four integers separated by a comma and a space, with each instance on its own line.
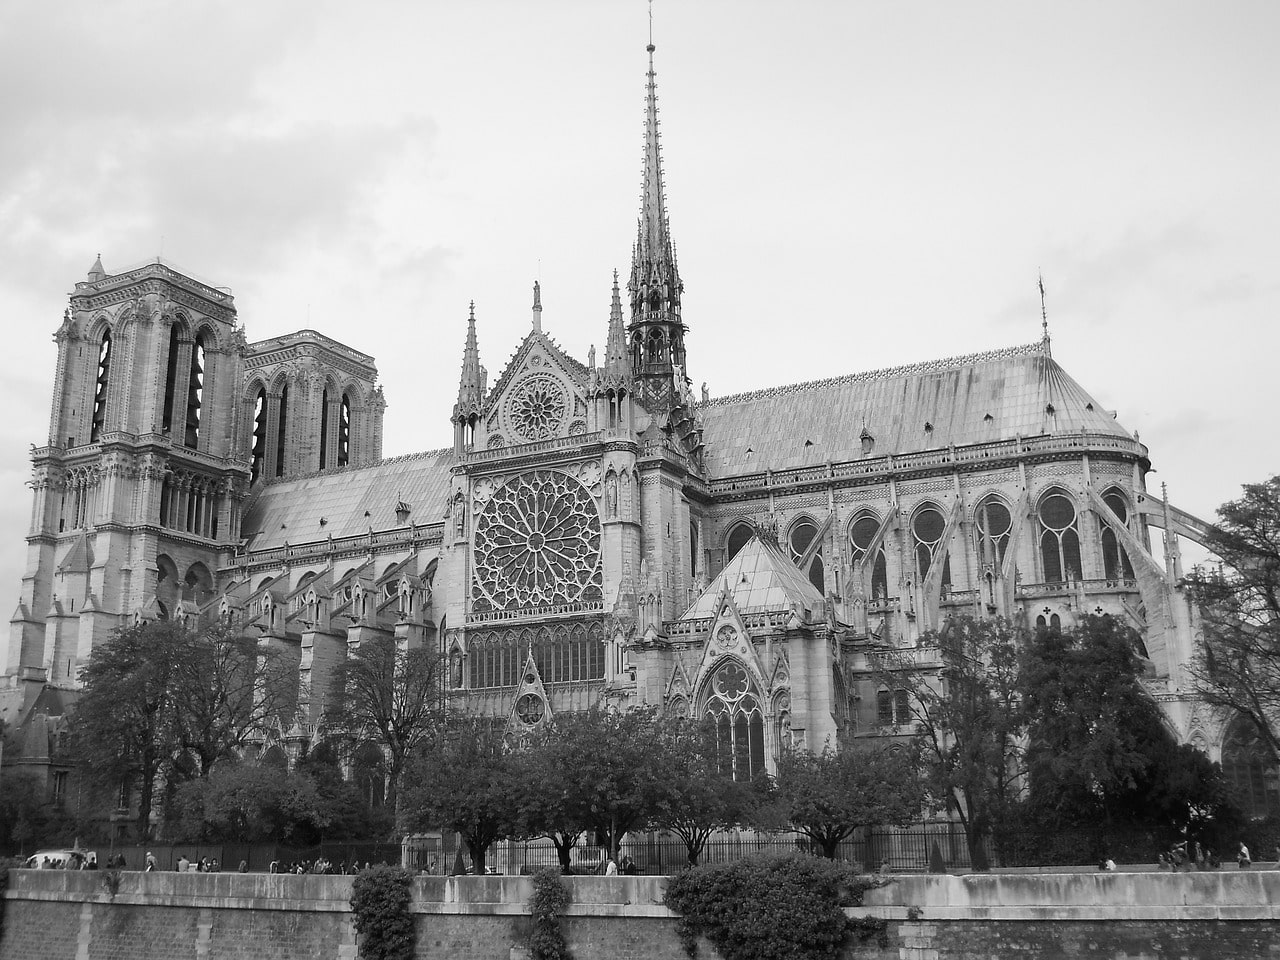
319, 386, 331, 469
975, 497, 1012, 568
274, 384, 289, 478
338, 392, 352, 467
848, 513, 888, 601
90, 329, 111, 442
788, 517, 825, 594
250, 387, 267, 483
184, 332, 205, 449
704, 660, 765, 780
1038, 490, 1082, 582
1100, 490, 1136, 580
912, 505, 952, 587
467, 620, 606, 689
725, 522, 753, 564
1222, 719, 1280, 819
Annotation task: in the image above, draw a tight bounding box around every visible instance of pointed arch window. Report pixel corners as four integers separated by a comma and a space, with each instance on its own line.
184, 332, 205, 448
1100, 491, 1136, 580
704, 660, 765, 780
250, 388, 267, 483
976, 497, 1013, 568
274, 384, 289, 478
1038, 492, 1082, 582
162, 331, 182, 434
338, 392, 352, 467
90, 329, 112, 442
690, 520, 700, 577
849, 513, 888, 601
788, 518, 824, 594
319, 386, 331, 469
912, 506, 951, 587
725, 522, 753, 564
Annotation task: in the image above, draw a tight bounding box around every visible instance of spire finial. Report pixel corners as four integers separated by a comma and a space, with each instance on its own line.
532, 281, 543, 333
1038, 271, 1052, 357
648, 0, 654, 51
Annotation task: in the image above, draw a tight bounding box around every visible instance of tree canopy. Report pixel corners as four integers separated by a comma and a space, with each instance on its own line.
1183, 475, 1280, 756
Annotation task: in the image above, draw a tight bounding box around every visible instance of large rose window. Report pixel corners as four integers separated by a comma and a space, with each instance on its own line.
472, 470, 603, 613
507, 374, 568, 442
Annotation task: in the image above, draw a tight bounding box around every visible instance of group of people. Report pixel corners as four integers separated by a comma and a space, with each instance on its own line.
174, 855, 222, 873
603, 855, 640, 876
1153, 840, 1275, 871
268, 857, 382, 875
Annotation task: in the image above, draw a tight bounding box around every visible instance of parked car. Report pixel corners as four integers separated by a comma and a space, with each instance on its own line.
23, 849, 95, 870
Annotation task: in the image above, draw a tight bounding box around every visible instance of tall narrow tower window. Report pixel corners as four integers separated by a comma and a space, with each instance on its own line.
319, 386, 331, 469
250, 388, 267, 483
184, 333, 205, 448
90, 330, 111, 442
337, 392, 351, 467
162, 332, 181, 433
275, 384, 289, 478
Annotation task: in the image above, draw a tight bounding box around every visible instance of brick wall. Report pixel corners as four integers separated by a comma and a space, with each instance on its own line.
5, 870, 1280, 960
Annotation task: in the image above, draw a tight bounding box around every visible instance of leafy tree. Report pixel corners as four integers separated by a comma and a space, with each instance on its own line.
399, 718, 514, 874
1183, 476, 1280, 756
507, 728, 586, 872
168, 762, 332, 843
765, 742, 925, 858
650, 717, 756, 866
872, 616, 1025, 871
67, 620, 189, 840
1020, 615, 1174, 831
173, 624, 292, 778
323, 638, 449, 818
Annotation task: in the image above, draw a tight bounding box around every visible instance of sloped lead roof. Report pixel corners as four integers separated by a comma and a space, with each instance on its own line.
698, 340, 1130, 476
682, 534, 825, 621
241, 449, 456, 552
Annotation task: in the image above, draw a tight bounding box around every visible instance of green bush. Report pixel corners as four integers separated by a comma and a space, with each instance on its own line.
528, 867, 572, 960
350, 865, 416, 960
0, 856, 25, 947
664, 853, 888, 960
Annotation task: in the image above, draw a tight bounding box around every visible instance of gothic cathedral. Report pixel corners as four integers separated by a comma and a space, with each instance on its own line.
1, 44, 1230, 802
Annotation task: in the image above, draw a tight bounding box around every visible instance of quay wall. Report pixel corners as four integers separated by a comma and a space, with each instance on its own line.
4, 869, 1280, 959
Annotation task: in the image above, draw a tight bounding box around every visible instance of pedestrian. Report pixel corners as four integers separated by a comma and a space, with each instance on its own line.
177, 855, 190, 873
1238, 842, 1251, 869
145, 852, 157, 872
210, 859, 220, 873
604, 857, 618, 876
269, 859, 280, 874
238, 860, 249, 873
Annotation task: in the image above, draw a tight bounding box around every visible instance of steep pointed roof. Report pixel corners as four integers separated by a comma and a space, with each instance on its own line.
627, 43, 683, 325
453, 302, 485, 420
87, 254, 106, 282
681, 534, 825, 621
56, 531, 93, 575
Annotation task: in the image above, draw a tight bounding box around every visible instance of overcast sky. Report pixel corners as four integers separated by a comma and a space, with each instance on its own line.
0, 0, 1276, 608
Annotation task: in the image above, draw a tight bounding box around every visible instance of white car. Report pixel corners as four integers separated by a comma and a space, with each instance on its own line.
24, 849, 94, 869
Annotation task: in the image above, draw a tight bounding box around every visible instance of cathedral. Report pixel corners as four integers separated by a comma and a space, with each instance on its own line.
3, 43, 1252, 816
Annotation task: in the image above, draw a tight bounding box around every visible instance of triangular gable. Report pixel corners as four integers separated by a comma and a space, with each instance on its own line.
691, 588, 767, 702
477, 331, 592, 448
508, 652, 552, 731
665, 659, 693, 703
56, 532, 94, 575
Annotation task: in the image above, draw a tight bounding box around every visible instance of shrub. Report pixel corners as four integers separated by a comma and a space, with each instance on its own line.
528, 867, 572, 960
350, 865, 415, 960
664, 853, 888, 960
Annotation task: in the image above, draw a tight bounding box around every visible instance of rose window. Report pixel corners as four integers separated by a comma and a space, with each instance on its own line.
712, 661, 750, 701
472, 470, 603, 613
507, 374, 569, 442
516, 693, 545, 725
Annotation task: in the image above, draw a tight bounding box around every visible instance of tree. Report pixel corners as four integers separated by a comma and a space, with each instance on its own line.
650, 717, 755, 866
1019, 615, 1172, 831
173, 624, 292, 778
1183, 476, 1280, 756
872, 616, 1025, 871
168, 761, 332, 844
67, 620, 189, 841
399, 719, 514, 874
765, 742, 925, 859
323, 638, 449, 819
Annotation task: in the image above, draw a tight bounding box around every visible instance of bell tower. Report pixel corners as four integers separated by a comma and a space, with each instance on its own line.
6, 257, 250, 687
627, 42, 688, 419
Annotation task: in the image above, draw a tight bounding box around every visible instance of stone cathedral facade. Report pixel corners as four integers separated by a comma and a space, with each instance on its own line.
5, 44, 1261, 816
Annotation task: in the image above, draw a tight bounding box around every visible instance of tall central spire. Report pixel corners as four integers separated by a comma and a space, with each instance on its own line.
628, 41, 683, 329
627, 40, 687, 417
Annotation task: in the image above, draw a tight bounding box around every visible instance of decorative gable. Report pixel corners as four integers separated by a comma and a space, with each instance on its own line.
479, 334, 590, 451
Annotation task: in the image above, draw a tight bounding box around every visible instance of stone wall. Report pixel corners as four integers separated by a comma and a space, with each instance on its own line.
3, 869, 1280, 960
